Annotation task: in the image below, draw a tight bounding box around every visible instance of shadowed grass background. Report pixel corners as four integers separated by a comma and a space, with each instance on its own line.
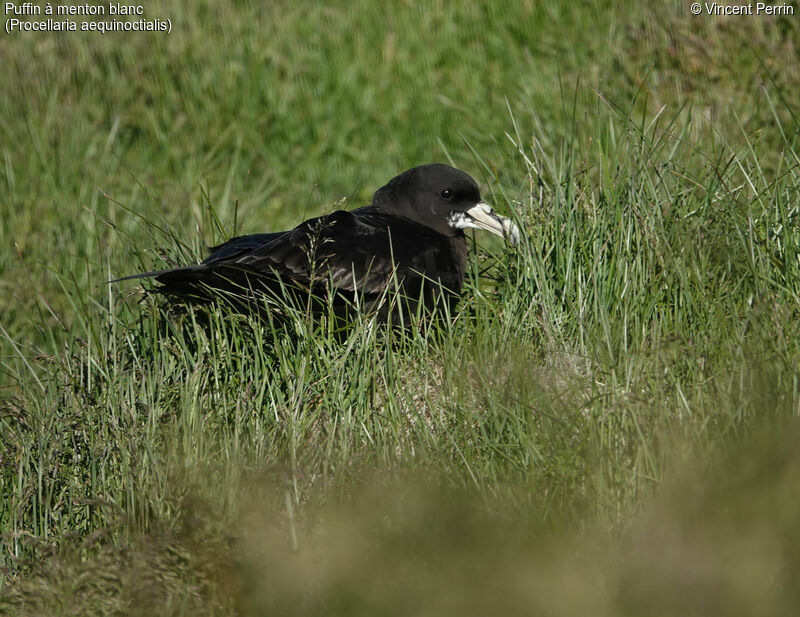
1, 0, 799, 615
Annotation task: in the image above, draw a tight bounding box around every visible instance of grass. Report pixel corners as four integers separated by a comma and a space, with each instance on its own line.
1, 1, 800, 614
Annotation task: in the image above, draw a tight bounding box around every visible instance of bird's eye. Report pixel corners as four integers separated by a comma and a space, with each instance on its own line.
440, 189, 454, 200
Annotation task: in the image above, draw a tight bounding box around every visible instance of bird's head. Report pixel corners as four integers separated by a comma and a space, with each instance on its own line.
373, 163, 520, 245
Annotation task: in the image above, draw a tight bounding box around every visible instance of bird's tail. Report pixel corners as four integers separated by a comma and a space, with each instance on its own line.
108, 264, 207, 285
110, 264, 227, 301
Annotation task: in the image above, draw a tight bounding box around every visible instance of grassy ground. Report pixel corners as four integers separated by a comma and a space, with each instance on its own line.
1, 1, 799, 614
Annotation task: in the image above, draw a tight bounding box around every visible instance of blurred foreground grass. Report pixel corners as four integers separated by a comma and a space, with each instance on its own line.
1, 1, 799, 615
3, 423, 800, 616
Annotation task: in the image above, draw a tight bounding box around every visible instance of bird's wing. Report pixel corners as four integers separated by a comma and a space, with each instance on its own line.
230, 208, 453, 295
203, 232, 287, 264
225, 210, 390, 294
112, 209, 460, 299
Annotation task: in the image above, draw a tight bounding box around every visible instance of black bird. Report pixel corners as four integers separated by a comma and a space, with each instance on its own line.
115, 164, 519, 320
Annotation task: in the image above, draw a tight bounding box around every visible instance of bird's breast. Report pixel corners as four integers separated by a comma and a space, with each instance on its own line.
404, 233, 467, 294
